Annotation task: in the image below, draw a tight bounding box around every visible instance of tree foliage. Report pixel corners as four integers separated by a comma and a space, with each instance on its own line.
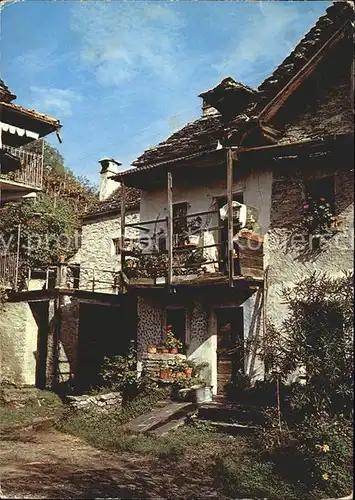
0, 140, 98, 275
264, 272, 353, 417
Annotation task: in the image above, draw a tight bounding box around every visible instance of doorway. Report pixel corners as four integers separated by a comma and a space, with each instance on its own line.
30, 301, 50, 389
215, 307, 244, 394
77, 302, 135, 392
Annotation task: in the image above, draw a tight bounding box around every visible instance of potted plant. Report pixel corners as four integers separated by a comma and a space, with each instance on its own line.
170, 357, 187, 378
301, 196, 335, 235
165, 325, 183, 354
159, 361, 172, 380
184, 359, 209, 378
147, 343, 157, 354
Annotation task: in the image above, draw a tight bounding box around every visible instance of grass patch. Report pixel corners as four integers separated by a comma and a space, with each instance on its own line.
58, 398, 341, 500
0, 390, 63, 432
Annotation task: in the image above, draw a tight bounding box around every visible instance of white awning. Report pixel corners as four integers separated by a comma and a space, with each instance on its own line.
0, 121, 39, 140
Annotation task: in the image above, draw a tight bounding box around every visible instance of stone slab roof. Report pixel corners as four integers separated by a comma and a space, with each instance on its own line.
0, 79, 16, 103
131, 1, 353, 171
86, 185, 141, 218
256, 1, 353, 110
1, 101, 61, 129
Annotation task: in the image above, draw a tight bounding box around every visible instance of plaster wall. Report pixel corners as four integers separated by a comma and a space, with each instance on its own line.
140, 171, 272, 235
0, 302, 38, 385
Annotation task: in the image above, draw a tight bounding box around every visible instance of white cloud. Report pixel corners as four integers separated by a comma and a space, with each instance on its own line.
70, 2, 185, 86
30, 87, 82, 117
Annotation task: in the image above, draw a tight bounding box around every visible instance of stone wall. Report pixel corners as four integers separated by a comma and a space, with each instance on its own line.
141, 353, 186, 378
65, 391, 122, 411
74, 211, 139, 293
264, 165, 354, 330
273, 37, 353, 143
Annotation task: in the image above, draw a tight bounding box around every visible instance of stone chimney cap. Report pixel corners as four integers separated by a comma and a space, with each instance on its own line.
99, 158, 122, 166
99, 158, 122, 174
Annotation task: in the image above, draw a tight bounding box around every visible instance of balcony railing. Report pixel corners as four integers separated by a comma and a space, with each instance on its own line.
1, 145, 43, 190
121, 210, 264, 286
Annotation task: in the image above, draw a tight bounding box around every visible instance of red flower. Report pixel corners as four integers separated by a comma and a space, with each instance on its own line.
166, 325, 172, 329
303, 203, 309, 209
320, 197, 325, 201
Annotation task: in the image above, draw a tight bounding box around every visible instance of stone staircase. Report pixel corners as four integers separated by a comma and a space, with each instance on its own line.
124, 397, 264, 437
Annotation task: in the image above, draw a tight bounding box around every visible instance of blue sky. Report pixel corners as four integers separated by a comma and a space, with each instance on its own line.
1, 0, 331, 185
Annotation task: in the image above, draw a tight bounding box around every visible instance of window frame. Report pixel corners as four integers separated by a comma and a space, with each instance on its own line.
112, 237, 121, 256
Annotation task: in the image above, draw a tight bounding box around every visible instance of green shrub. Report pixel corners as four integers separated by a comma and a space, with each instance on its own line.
100, 344, 160, 401
294, 415, 353, 496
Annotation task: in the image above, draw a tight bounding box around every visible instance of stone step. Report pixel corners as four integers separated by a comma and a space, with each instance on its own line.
198, 402, 264, 425
148, 416, 187, 437
195, 419, 258, 435
125, 402, 197, 434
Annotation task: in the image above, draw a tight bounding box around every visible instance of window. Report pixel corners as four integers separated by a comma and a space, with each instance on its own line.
217, 193, 244, 209
112, 238, 120, 256
166, 308, 186, 344
304, 176, 335, 251
305, 176, 335, 210
173, 202, 188, 247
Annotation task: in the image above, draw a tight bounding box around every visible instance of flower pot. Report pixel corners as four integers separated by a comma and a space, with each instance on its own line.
161, 347, 169, 354
184, 367, 193, 377
169, 347, 178, 354
160, 369, 172, 380
147, 344, 157, 354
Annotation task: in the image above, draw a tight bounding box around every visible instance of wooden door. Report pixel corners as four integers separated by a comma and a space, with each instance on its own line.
216, 307, 244, 394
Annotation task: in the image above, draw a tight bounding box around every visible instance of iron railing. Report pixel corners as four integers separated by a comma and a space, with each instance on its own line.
1, 144, 43, 190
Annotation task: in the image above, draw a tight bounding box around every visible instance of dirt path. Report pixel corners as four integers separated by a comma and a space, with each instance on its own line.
0, 423, 226, 499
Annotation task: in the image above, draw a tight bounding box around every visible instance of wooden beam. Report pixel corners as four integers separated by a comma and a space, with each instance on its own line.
167, 171, 173, 289
120, 182, 126, 273
226, 148, 234, 288
259, 21, 350, 122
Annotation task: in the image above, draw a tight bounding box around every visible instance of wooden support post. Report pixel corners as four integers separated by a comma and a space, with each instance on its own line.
92, 268, 95, 292
45, 268, 49, 289
227, 147, 234, 288
120, 181, 126, 274
167, 171, 173, 289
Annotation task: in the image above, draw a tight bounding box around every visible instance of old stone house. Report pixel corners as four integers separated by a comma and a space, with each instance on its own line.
112, 1, 353, 395
1, 2, 352, 396
0, 79, 62, 386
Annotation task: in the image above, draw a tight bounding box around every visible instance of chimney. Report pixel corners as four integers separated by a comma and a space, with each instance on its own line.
201, 99, 219, 117
98, 158, 121, 201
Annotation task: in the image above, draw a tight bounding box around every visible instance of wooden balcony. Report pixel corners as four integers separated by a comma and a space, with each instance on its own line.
121, 210, 264, 288
0, 144, 43, 197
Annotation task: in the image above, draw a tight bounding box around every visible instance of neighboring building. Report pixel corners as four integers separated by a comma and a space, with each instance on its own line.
0, 79, 61, 386
72, 158, 140, 293
113, 1, 353, 394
